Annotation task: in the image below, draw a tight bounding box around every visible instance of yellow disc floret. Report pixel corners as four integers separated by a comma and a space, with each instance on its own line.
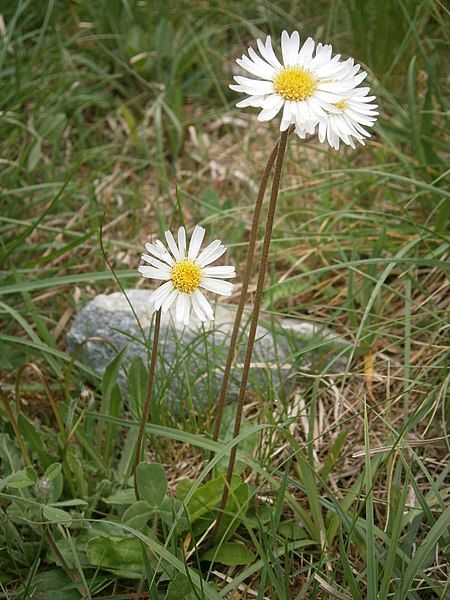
273, 67, 317, 101
171, 260, 202, 294
335, 100, 348, 111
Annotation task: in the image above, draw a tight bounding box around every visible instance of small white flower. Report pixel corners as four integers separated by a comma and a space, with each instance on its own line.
296, 84, 379, 150
319, 88, 378, 150
138, 226, 236, 326
231, 30, 378, 149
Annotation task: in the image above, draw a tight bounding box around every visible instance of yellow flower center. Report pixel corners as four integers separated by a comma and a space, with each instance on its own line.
171, 260, 202, 294
335, 100, 348, 111
273, 67, 317, 101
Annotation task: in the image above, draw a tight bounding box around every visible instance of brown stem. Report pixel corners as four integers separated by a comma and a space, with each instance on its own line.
212, 128, 290, 540
210, 136, 281, 457
133, 309, 162, 500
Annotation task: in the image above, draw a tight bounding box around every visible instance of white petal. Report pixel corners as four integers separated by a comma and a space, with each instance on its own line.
148, 280, 173, 301
175, 293, 187, 324
201, 278, 234, 296
280, 31, 300, 66
141, 254, 172, 270
193, 290, 214, 319
297, 37, 315, 67
188, 225, 205, 261
151, 281, 174, 310
144, 242, 174, 266
258, 99, 284, 121
196, 241, 227, 267
183, 296, 191, 325
203, 265, 236, 279
161, 289, 178, 313
261, 94, 284, 109
280, 101, 294, 131
248, 46, 276, 77
287, 31, 300, 65
318, 120, 327, 143
234, 94, 266, 108
165, 230, 181, 261
314, 90, 341, 103
237, 50, 275, 80
138, 265, 171, 280
191, 293, 207, 322
256, 35, 282, 70
233, 76, 275, 94
345, 108, 376, 127
177, 226, 187, 258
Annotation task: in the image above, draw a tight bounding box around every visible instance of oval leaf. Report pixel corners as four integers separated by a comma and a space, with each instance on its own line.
86, 535, 144, 579
43, 506, 72, 525
44, 463, 62, 481
201, 542, 255, 566
122, 500, 152, 530
136, 462, 167, 508
5, 467, 38, 489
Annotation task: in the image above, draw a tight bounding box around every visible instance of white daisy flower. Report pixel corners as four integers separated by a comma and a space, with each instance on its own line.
319, 88, 379, 150
138, 225, 236, 326
230, 30, 353, 131
230, 30, 378, 149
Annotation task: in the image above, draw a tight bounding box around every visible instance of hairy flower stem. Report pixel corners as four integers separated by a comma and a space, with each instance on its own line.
210, 137, 281, 458
133, 309, 162, 500
213, 128, 290, 539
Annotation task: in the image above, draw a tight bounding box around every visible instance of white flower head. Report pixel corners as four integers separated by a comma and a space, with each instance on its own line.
231, 30, 378, 149
138, 225, 236, 326
317, 87, 378, 150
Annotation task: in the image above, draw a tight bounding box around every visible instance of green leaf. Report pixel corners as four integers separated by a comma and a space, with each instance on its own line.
158, 496, 189, 531
43, 506, 72, 525
4, 467, 38, 489
101, 347, 127, 403
27, 139, 42, 171
17, 413, 53, 468
65, 446, 88, 501
127, 356, 147, 418
0, 433, 22, 476
201, 542, 255, 566
182, 474, 249, 537
38, 112, 68, 141
86, 535, 144, 579
16, 568, 81, 600
98, 347, 127, 460
278, 521, 306, 540
395, 506, 450, 599
122, 500, 152, 530
320, 430, 349, 480
117, 428, 138, 485
175, 478, 195, 502
136, 462, 167, 508
50, 499, 87, 508
165, 573, 200, 600
102, 488, 136, 505
44, 463, 62, 481
217, 404, 256, 475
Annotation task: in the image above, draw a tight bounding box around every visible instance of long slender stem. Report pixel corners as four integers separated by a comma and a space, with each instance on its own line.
133, 309, 162, 500
210, 137, 281, 455
213, 128, 290, 539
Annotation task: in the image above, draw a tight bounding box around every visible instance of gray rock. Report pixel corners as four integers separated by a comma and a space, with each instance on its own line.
66, 290, 347, 412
